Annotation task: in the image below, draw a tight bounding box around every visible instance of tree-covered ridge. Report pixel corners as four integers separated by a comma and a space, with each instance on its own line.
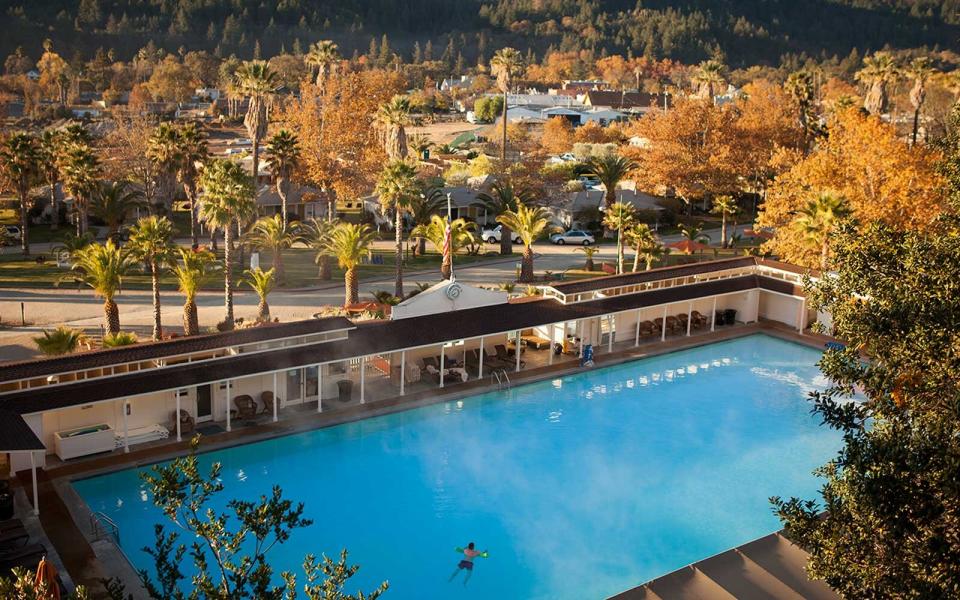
3, 0, 959, 65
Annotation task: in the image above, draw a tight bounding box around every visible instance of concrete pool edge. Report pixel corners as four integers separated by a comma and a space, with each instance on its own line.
49, 321, 835, 597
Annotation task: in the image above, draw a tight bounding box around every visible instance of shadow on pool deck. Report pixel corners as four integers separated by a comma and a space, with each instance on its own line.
32, 321, 835, 598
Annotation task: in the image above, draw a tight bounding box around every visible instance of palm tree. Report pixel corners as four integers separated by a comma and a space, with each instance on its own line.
795, 192, 851, 270
172, 247, 218, 336
69, 240, 134, 336
408, 187, 444, 256
34, 325, 87, 356
692, 59, 726, 103
586, 154, 636, 210
497, 203, 552, 283
784, 70, 817, 154
247, 214, 300, 285
325, 222, 376, 306
637, 238, 666, 271
490, 47, 525, 161
265, 129, 300, 228
235, 60, 280, 196
146, 122, 180, 212
410, 215, 477, 280
375, 160, 419, 296
128, 216, 176, 341
575, 245, 600, 271
102, 332, 138, 347
305, 40, 341, 89
175, 122, 208, 247
602, 201, 637, 274
905, 57, 936, 146
711, 195, 739, 248
475, 178, 533, 255
38, 129, 64, 230
91, 181, 145, 236
376, 95, 412, 160
198, 159, 255, 330
59, 138, 101, 235
244, 267, 276, 322
408, 134, 432, 160
0, 132, 39, 255
856, 52, 899, 115
626, 223, 657, 271
303, 218, 336, 280
678, 223, 711, 254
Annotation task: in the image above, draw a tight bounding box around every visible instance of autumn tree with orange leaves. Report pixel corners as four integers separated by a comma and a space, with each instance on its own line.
758, 108, 946, 267
734, 79, 806, 196
279, 70, 405, 209
541, 117, 575, 154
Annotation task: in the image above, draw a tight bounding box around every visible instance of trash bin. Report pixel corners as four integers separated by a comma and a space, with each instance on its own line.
337, 379, 353, 402
714, 310, 726, 326
723, 309, 738, 325
0, 491, 13, 520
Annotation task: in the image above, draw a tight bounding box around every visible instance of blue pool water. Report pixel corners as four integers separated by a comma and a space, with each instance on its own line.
73, 334, 840, 599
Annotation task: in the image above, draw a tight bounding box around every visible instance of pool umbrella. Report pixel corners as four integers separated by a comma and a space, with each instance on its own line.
34, 556, 59, 600
667, 240, 710, 255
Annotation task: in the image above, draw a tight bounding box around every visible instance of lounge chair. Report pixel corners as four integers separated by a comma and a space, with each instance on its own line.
481, 348, 512, 369
520, 330, 552, 350
495, 344, 525, 368
234, 395, 257, 420
260, 391, 275, 415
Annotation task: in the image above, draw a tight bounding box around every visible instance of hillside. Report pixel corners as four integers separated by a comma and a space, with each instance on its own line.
2, 0, 959, 66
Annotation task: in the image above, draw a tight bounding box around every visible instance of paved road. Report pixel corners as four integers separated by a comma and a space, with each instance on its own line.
0, 225, 749, 362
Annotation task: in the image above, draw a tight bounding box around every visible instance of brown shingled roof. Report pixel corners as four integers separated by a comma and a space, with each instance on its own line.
547, 257, 759, 295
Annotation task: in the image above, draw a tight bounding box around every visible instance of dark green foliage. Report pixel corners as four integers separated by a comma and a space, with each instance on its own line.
771, 214, 960, 597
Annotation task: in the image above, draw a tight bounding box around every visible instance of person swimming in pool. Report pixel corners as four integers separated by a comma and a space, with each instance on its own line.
448, 542, 487, 585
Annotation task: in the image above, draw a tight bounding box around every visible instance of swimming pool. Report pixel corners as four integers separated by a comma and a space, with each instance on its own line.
73, 334, 840, 599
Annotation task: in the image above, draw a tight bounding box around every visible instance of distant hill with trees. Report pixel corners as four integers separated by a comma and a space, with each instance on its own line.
2, 0, 959, 67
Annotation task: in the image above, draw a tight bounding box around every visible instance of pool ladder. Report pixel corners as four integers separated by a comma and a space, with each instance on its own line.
491, 368, 511, 389
90, 512, 120, 546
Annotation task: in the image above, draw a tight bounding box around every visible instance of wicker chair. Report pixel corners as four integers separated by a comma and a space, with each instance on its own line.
233, 395, 257, 420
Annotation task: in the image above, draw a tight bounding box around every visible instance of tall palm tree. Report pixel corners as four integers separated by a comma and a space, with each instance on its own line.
408, 187, 444, 256
305, 40, 340, 89
375, 160, 419, 296
784, 70, 818, 154
91, 180, 145, 235
235, 60, 280, 197
325, 222, 376, 306
490, 47, 525, 161
0, 132, 39, 255
497, 203, 552, 283
410, 215, 476, 280
265, 129, 300, 228
303, 218, 336, 280
172, 247, 218, 336
175, 122, 208, 247
145, 122, 180, 212
905, 57, 936, 146
636, 238, 665, 271
710, 195, 739, 248
58, 137, 100, 235
198, 159, 255, 330
602, 201, 636, 274
692, 59, 726, 103
575, 245, 600, 272
587, 154, 636, 210
376, 95, 411, 160
38, 129, 64, 230
475, 178, 533, 255
795, 192, 851, 270
856, 52, 899, 116
128, 216, 176, 340
69, 240, 135, 336
244, 267, 276, 322
247, 214, 300, 285
34, 325, 87, 356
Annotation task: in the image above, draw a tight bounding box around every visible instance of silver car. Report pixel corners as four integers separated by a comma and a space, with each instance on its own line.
550, 230, 596, 245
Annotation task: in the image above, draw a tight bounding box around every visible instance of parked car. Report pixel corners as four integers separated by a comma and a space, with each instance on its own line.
481, 224, 522, 244
3, 225, 20, 245
550, 230, 595, 245
577, 175, 600, 188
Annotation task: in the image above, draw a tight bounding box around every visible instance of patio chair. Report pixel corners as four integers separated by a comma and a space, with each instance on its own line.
665, 315, 683, 333
481, 348, 512, 369
233, 395, 257, 420
260, 391, 275, 415
638, 320, 657, 338
691, 311, 709, 328
653, 317, 671, 335
171, 409, 195, 435
495, 344, 525, 368
0, 526, 28, 550
420, 358, 443, 384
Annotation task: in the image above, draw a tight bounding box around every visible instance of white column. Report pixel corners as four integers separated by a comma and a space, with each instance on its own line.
29, 452, 38, 516
225, 380, 231, 432
122, 400, 129, 453
400, 351, 406, 396
711, 297, 718, 332
634, 309, 642, 346
661, 305, 668, 341
579, 321, 584, 358
175, 391, 181, 442
360, 357, 366, 403
548, 325, 556, 365
686, 301, 693, 336
607, 316, 614, 352
515, 331, 521, 372
272, 372, 278, 422
317, 364, 323, 412
478, 338, 485, 378
797, 297, 807, 333
439, 345, 445, 388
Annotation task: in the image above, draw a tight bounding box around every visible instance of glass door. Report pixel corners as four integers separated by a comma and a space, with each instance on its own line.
304, 366, 319, 401
196, 385, 212, 422
285, 369, 303, 406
